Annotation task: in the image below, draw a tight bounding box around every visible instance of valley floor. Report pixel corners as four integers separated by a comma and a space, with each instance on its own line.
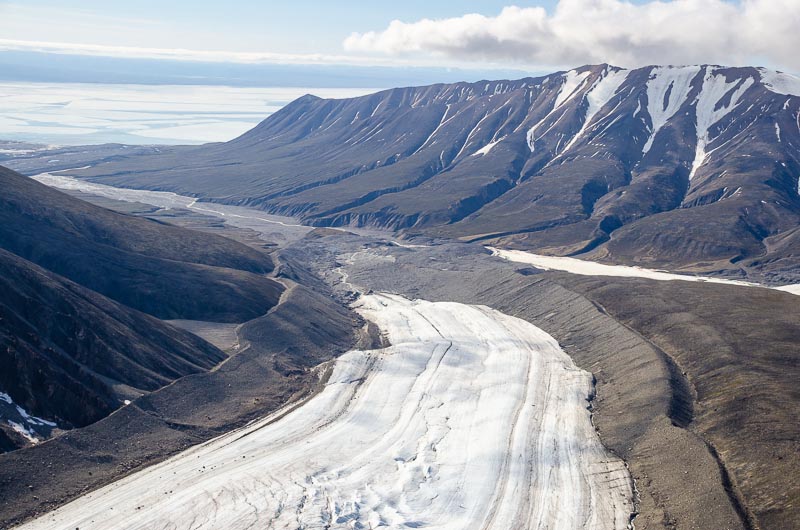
7, 173, 798, 530
19, 294, 633, 530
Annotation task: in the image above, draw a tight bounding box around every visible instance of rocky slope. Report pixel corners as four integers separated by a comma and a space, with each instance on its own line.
0, 260, 364, 528
63, 64, 800, 281
0, 166, 283, 321
0, 165, 290, 452
0, 248, 227, 451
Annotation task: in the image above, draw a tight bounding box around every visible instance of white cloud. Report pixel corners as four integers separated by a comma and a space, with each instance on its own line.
343, 0, 800, 72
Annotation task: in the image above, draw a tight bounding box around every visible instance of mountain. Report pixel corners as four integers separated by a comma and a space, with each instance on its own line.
0, 166, 283, 322
66, 64, 800, 283
0, 248, 228, 451
0, 165, 291, 451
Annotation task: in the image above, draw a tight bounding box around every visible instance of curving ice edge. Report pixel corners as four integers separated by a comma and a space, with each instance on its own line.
489, 247, 800, 296
31, 170, 312, 229
19, 293, 634, 530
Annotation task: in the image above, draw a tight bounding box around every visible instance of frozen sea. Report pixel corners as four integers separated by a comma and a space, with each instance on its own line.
0, 82, 379, 145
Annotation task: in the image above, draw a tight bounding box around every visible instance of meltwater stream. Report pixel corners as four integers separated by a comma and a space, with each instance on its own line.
32, 170, 315, 243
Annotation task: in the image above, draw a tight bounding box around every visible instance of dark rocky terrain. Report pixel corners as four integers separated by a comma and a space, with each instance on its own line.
0, 253, 369, 528
0, 166, 283, 321
0, 165, 288, 456
0, 166, 369, 526
23, 64, 799, 283
0, 248, 226, 446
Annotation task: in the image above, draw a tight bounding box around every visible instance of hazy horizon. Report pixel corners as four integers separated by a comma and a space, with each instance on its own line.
1, 0, 797, 147
0, 82, 381, 146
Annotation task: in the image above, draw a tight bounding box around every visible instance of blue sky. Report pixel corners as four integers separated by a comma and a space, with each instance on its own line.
0, 1, 548, 54
0, 1, 796, 74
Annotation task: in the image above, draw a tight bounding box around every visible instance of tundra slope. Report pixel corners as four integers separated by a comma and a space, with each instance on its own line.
61, 64, 800, 282
19, 293, 633, 530
0, 165, 283, 453
0, 166, 283, 322
0, 248, 226, 450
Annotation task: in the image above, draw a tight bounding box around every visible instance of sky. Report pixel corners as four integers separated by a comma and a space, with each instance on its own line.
0, 1, 528, 56
1, 0, 797, 74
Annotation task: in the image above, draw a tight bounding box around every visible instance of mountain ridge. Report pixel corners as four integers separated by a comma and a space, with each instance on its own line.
41, 63, 800, 282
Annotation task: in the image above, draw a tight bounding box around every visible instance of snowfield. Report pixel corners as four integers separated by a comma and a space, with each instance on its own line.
489, 248, 800, 296
20, 293, 633, 530
776, 284, 800, 296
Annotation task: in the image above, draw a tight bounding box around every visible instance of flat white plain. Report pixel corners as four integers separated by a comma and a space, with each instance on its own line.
0, 83, 377, 145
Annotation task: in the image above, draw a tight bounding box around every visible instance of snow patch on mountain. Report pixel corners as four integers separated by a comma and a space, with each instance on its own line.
642, 66, 702, 154
490, 247, 800, 295
7, 421, 39, 444
0, 391, 58, 445
561, 67, 630, 153
0, 392, 56, 428
690, 68, 754, 180
776, 284, 800, 295
473, 137, 504, 156
554, 70, 591, 108
526, 70, 591, 152
759, 69, 800, 96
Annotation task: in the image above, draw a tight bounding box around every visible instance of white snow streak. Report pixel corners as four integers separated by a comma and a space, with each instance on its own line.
7, 421, 39, 444
21, 293, 634, 530
759, 68, 800, 96
0, 392, 57, 428
690, 68, 754, 180
412, 104, 453, 155
561, 67, 630, 153
490, 248, 800, 296
14, 405, 56, 427
776, 284, 800, 295
526, 70, 591, 152
555, 70, 591, 108
642, 66, 701, 154
472, 136, 504, 156
775, 122, 782, 142
1, 391, 57, 444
